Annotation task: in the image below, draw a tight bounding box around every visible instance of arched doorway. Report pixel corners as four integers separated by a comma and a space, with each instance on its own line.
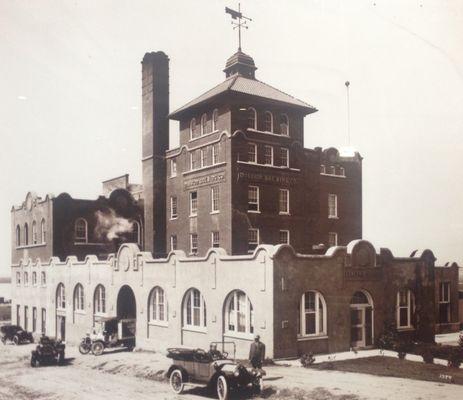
116, 285, 137, 345
350, 290, 374, 348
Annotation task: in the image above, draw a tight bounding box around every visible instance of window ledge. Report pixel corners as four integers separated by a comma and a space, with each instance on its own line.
149, 321, 169, 328
189, 252, 198, 256
328, 216, 339, 220
224, 332, 254, 341
247, 210, 261, 214
189, 214, 197, 218
321, 173, 346, 179
170, 216, 178, 220
279, 212, 290, 216
182, 326, 207, 334
297, 334, 328, 342
74, 310, 86, 315
210, 211, 220, 215
397, 326, 415, 332
247, 128, 291, 138
74, 242, 105, 246
16, 243, 47, 250
189, 129, 220, 143
237, 160, 300, 172
183, 162, 226, 176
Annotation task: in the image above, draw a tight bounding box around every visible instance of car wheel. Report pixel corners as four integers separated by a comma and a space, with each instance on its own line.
170, 369, 185, 394
216, 375, 229, 400
91, 341, 105, 356
30, 355, 38, 368
13, 336, 19, 346
79, 343, 90, 355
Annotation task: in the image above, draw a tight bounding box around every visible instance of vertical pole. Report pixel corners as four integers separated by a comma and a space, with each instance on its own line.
238, 3, 242, 50
345, 81, 351, 146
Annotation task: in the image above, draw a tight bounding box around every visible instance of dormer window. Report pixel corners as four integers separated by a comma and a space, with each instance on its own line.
212, 109, 219, 131
190, 118, 198, 139
200, 113, 208, 135
280, 114, 289, 136
264, 111, 273, 132
247, 108, 257, 130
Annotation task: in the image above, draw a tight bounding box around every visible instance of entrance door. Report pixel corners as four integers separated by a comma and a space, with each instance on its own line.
350, 291, 374, 349
57, 316, 65, 341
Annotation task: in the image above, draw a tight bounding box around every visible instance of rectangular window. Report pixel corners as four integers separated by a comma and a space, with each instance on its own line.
248, 143, 257, 163
190, 233, 198, 255
190, 149, 200, 170
189, 192, 198, 216
279, 230, 290, 244
340, 167, 345, 177
279, 189, 289, 214
280, 148, 289, 167
41, 308, 46, 335
248, 186, 260, 212
201, 147, 210, 167
212, 143, 220, 164
170, 159, 177, 177
328, 194, 338, 218
170, 235, 177, 251
248, 229, 259, 253
212, 231, 220, 247
264, 145, 273, 165
211, 186, 220, 212
16, 272, 21, 285
328, 232, 338, 247
170, 196, 178, 219
32, 307, 37, 332
439, 282, 451, 324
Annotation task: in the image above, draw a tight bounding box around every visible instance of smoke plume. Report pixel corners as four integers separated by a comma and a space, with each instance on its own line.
94, 209, 134, 241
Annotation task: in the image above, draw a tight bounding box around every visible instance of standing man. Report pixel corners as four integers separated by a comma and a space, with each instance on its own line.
249, 334, 265, 369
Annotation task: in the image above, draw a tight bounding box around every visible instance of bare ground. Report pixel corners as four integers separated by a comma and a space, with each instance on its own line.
0, 343, 462, 400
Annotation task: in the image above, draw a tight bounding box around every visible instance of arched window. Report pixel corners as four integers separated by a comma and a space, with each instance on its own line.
299, 291, 327, 337
56, 283, 66, 310
183, 288, 207, 329
74, 218, 88, 243
94, 285, 106, 314
16, 225, 20, 247
131, 221, 142, 245
24, 272, 29, 286
247, 108, 257, 130
73, 284, 85, 312
24, 223, 29, 246
397, 289, 414, 328
190, 118, 197, 139
148, 287, 167, 324
280, 114, 289, 135
200, 113, 208, 135
41, 271, 46, 286
225, 290, 254, 335
263, 111, 273, 132
212, 109, 219, 131
41, 219, 46, 244
32, 272, 37, 286
32, 221, 37, 244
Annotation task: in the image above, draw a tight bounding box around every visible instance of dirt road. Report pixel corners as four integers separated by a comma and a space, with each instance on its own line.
0, 343, 462, 400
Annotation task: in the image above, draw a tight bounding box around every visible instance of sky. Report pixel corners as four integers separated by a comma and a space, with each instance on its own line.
0, 0, 463, 278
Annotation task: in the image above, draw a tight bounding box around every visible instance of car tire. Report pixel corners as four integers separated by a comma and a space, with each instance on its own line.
30, 355, 38, 368
216, 375, 229, 400
170, 369, 185, 394
13, 336, 19, 346
91, 341, 105, 356
79, 343, 90, 355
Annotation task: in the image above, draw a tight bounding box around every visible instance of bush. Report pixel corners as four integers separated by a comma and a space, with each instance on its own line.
459, 333, 463, 349
300, 352, 315, 368
394, 339, 413, 360
377, 321, 398, 351
447, 348, 463, 368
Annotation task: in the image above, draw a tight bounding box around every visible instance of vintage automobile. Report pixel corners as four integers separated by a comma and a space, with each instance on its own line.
30, 335, 65, 367
166, 343, 264, 400
81, 317, 136, 356
0, 324, 34, 345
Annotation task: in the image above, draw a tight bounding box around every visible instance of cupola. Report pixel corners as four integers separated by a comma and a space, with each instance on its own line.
223, 50, 257, 79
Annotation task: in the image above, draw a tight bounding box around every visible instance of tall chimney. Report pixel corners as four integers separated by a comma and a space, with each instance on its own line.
141, 52, 169, 257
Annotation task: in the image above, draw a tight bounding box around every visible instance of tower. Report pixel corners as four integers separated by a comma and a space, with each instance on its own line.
141, 52, 169, 257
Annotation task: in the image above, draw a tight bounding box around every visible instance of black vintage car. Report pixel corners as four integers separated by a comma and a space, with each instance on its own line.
0, 325, 34, 345
167, 343, 264, 400
30, 336, 65, 367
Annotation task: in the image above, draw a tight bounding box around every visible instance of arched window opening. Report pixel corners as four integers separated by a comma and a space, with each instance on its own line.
190, 118, 198, 139
24, 272, 29, 286
41, 271, 46, 286
74, 218, 88, 244
397, 289, 414, 328
201, 113, 208, 135
225, 290, 254, 335
41, 219, 46, 244
183, 288, 207, 329
94, 285, 106, 314
32, 272, 37, 286
32, 221, 37, 244
247, 108, 257, 130
73, 284, 85, 312
16, 225, 21, 247
264, 111, 273, 132
148, 287, 167, 324
299, 291, 327, 337
56, 283, 66, 310
24, 223, 29, 246
280, 114, 289, 135
212, 109, 219, 131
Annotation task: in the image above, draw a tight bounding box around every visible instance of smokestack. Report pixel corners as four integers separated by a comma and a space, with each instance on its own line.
141, 52, 169, 257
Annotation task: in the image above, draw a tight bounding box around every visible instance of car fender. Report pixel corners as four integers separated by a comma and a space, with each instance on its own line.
167, 365, 189, 381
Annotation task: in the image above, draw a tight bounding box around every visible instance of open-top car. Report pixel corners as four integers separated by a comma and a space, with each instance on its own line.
30, 335, 65, 367
79, 317, 136, 356
167, 342, 264, 400
0, 324, 34, 345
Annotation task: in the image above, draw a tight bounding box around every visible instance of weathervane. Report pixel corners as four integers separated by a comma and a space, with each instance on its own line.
225, 4, 252, 51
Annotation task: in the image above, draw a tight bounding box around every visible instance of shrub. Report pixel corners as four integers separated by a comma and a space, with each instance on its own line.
377, 321, 398, 351
394, 339, 413, 360
447, 348, 463, 368
300, 352, 315, 368
459, 333, 463, 349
